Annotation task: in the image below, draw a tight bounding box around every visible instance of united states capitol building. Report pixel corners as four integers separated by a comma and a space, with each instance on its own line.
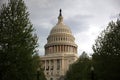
41, 9, 78, 80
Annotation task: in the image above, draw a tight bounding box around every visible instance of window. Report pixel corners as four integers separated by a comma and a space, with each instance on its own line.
51, 60, 54, 70
47, 72, 49, 75
50, 78, 53, 80
51, 66, 53, 70
57, 59, 60, 70
46, 66, 49, 70
46, 60, 49, 70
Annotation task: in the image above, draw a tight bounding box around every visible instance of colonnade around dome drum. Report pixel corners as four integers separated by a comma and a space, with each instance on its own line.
47, 34, 75, 43
45, 45, 77, 55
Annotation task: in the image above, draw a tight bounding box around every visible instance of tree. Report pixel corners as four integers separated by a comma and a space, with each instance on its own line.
0, 0, 46, 80
65, 52, 91, 80
92, 17, 120, 80
33, 54, 47, 80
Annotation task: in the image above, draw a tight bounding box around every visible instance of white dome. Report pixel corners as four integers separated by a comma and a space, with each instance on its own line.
50, 22, 72, 35
45, 9, 77, 55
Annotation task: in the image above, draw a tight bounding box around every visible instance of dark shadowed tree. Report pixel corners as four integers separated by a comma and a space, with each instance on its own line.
33, 54, 47, 80
65, 52, 91, 80
0, 0, 46, 80
92, 16, 120, 80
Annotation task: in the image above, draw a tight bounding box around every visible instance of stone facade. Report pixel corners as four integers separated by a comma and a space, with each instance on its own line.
41, 9, 78, 80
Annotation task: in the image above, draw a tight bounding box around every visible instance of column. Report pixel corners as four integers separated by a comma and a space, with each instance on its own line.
51, 46, 52, 53
61, 58, 64, 75
53, 46, 54, 53
55, 45, 57, 53
65, 45, 67, 52
70, 46, 72, 52
63, 45, 65, 52
54, 59, 56, 70
76, 47, 77, 53
58, 46, 59, 52
60, 59, 62, 74
54, 45, 56, 53
72, 46, 74, 52
52, 46, 54, 53
73, 47, 75, 53
45, 60, 46, 72
49, 47, 50, 54
63, 45, 64, 52
49, 60, 50, 75
61, 45, 62, 52
68, 46, 70, 52
60, 45, 61, 52
69, 46, 71, 52
64, 45, 66, 52
67, 45, 68, 52
53, 59, 55, 75
56, 46, 57, 53
57, 46, 58, 52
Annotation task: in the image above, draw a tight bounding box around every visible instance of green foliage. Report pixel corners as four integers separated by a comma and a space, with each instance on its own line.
92, 17, 120, 80
0, 0, 46, 80
65, 52, 91, 80
33, 54, 47, 80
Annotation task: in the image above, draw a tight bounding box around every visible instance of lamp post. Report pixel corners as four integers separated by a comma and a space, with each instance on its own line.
37, 68, 40, 80
91, 66, 94, 80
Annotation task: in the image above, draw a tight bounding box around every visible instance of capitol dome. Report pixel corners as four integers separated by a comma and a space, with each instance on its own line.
50, 21, 72, 35
45, 9, 77, 55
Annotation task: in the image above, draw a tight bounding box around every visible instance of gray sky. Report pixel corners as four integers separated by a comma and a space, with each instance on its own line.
1, 0, 120, 56
25, 0, 120, 56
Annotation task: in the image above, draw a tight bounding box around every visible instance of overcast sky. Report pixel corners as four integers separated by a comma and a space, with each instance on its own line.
1, 0, 120, 56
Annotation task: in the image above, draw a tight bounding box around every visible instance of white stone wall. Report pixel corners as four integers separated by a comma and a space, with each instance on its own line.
41, 54, 78, 80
